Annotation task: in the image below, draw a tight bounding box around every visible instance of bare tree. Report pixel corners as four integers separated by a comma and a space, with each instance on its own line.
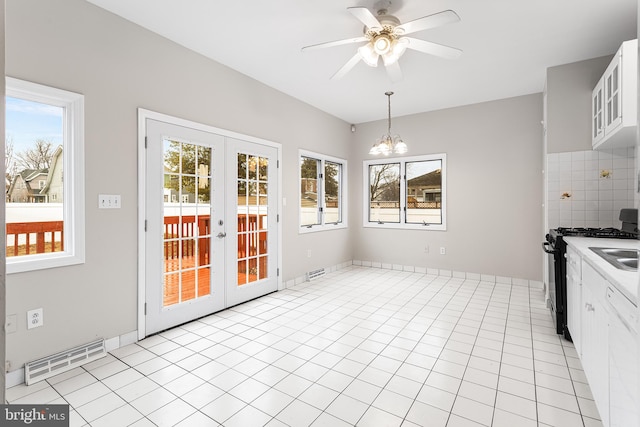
5, 136, 15, 185
369, 163, 400, 201
16, 139, 54, 170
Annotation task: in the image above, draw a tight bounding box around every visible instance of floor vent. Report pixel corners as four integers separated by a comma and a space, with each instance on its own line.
25, 339, 106, 385
307, 268, 326, 281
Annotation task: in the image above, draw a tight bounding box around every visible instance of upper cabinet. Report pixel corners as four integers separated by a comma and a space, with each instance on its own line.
592, 39, 638, 150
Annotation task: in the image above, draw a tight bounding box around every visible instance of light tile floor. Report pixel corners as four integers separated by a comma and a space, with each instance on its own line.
7, 266, 603, 427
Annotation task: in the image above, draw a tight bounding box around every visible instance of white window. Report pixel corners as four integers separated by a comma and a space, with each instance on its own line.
364, 153, 446, 230
299, 150, 347, 232
6, 78, 85, 273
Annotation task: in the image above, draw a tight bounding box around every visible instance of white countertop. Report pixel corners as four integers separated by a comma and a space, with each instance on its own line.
564, 237, 639, 306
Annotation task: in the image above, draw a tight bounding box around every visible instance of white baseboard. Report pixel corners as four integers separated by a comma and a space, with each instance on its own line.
349, 260, 543, 289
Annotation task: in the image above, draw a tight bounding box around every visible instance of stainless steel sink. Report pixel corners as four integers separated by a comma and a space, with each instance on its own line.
590, 247, 639, 271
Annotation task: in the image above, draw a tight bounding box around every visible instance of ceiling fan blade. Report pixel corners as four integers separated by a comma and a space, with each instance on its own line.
347, 7, 382, 31
331, 53, 362, 80
385, 61, 403, 83
396, 10, 460, 35
405, 37, 462, 59
302, 36, 368, 52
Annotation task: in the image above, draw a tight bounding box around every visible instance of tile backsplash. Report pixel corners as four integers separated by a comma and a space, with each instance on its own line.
547, 147, 636, 229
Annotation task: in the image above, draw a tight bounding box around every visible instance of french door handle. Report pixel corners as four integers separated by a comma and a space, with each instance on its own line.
217, 232, 227, 238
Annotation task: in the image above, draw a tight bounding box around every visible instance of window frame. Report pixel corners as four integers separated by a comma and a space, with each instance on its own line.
298, 149, 348, 233
363, 153, 447, 231
6, 77, 85, 274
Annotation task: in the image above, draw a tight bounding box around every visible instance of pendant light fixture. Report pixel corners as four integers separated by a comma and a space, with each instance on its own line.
369, 91, 407, 155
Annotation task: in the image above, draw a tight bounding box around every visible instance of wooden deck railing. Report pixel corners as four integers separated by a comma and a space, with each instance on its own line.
164, 215, 211, 266
6, 221, 64, 257
8, 214, 267, 260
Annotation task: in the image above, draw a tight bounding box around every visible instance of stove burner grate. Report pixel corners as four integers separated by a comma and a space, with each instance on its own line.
554, 227, 637, 239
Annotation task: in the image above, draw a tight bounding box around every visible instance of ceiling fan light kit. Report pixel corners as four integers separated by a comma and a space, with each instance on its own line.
302, 6, 462, 81
370, 91, 407, 156
358, 43, 380, 66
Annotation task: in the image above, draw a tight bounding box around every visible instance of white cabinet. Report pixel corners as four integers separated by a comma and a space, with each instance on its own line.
592, 39, 638, 150
592, 79, 605, 145
607, 286, 638, 427
565, 240, 639, 427
565, 246, 582, 354
581, 262, 610, 426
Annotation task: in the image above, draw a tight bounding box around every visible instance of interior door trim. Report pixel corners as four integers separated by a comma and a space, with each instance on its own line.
137, 108, 283, 340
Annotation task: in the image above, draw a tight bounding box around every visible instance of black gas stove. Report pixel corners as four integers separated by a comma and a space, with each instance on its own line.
551, 227, 638, 239
543, 213, 638, 340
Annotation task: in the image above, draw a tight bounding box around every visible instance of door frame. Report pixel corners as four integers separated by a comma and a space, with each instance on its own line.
137, 108, 283, 340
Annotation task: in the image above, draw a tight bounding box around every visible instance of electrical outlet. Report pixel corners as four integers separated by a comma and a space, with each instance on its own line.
307, 249, 312, 258
440, 247, 446, 255
424, 245, 429, 253
27, 308, 43, 330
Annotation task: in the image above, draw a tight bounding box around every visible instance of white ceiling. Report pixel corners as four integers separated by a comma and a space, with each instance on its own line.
86, 0, 637, 124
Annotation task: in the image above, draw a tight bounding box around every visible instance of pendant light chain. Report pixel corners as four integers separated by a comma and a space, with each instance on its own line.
386, 91, 393, 135
369, 91, 408, 155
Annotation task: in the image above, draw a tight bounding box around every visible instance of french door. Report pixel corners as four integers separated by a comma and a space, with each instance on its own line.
143, 117, 279, 336
226, 138, 279, 307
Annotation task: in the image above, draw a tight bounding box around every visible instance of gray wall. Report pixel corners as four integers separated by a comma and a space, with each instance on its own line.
6, 0, 353, 370
3, 0, 553, 374
546, 56, 612, 153
350, 94, 544, 281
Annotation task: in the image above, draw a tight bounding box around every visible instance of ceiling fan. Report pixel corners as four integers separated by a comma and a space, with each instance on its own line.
302, 5, 462, 82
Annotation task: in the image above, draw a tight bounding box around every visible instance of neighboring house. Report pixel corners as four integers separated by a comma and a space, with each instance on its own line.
163, 166, 179, 203
301, 177, 317, 194
300, 177, 317, 207
6, 168, 49, 203
7, 146, 64, 203
41, 145, 64, 203
4, 176, 10, 199
407, 169, 442, 205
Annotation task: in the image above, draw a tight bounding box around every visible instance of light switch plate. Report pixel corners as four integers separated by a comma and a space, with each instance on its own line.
98, 194, 121, 209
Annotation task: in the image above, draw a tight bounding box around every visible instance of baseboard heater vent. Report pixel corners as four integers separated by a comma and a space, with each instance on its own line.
25, 339, 106, 385
307, 268, 326, 281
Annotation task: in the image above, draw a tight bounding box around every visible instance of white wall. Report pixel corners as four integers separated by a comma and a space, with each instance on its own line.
350, 94, 544, 281
5, 0, 354, 371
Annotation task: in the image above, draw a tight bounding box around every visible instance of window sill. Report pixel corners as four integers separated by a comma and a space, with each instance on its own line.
363, 222, 447, 231
7, 252, 85, 274
299, 223, 348, 234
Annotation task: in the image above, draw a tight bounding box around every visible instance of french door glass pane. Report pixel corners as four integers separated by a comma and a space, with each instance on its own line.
406, 159, 443, 225
238, 153, 269, 286
162, 139, 212, 306
369, 163, 400, 223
